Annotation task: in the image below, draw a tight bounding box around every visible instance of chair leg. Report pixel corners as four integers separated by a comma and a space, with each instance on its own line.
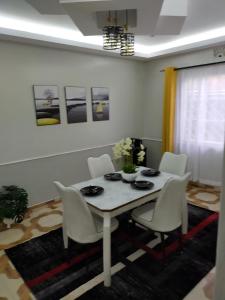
178, 227, 183, 250
85, 248, 90, 274
131, 219, 136, 227
63, 227, 68, 249
63, 232, 69, 261
160, 232, 166, 259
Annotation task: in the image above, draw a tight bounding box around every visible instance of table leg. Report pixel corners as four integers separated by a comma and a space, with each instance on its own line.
103, 212, 111, 287
182, 196, 188, 234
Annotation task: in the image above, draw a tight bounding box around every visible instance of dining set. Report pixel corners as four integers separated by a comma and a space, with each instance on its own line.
54, 152, 190, 287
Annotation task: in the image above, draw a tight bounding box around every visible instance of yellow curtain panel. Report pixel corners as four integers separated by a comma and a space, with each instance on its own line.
162, 67, 177, 153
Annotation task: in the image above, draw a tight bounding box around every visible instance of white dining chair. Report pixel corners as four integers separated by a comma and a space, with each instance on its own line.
159, 152, 188, 176
54, 181, 119, 248
131, 173, 191, 256
87, 154, 115, 178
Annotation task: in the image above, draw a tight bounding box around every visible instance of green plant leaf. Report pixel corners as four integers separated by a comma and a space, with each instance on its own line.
122, 163, 136, 174
0, 185, 28, 220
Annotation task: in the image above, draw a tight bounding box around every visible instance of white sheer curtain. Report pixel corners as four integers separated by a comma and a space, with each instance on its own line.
175, 65, 225, 186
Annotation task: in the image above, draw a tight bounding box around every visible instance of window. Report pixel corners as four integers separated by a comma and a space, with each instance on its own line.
175, 65, 225, 186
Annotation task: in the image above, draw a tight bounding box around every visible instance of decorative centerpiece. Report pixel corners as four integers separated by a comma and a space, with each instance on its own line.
113, 137, 145, 182
0, 185, 28, 228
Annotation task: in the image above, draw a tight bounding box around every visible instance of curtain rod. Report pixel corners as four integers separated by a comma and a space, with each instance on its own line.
160, 60, 225, 72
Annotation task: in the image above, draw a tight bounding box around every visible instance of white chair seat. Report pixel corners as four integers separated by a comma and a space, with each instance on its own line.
132, 202, 155, 226
54, 181, 119, 246
68, 215, 119, 244
93, 214, 119, 234
132, 173, 190, 234
132, 202, 182, 233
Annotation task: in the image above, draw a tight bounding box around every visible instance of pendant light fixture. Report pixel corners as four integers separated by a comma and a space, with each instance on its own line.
103, 11, 124, 50
120, 10, 135, 56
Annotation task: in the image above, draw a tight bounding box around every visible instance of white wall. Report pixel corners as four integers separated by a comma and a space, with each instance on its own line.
0, 40, 145, 205
1, 41, 225, 205
143, 48, 225, 166
0, 41, 145, 164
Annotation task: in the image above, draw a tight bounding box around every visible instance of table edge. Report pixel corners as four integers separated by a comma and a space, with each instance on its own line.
87, 188, 161, 212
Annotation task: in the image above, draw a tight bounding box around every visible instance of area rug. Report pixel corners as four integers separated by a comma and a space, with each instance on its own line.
6, 205, 218, 300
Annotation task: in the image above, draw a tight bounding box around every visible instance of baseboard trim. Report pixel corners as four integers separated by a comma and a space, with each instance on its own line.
27, 198, 59, 209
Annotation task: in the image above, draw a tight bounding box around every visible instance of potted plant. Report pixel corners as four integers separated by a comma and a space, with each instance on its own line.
0, 185, 28, 228
113, 137, 145, 182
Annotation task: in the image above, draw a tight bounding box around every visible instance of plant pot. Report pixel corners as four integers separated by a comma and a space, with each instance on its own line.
122, 171, 138, 182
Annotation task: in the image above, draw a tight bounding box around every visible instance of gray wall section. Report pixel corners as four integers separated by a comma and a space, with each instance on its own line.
0, 145, 114, 206
143, 139, 162, 170
0, 139, 162, 206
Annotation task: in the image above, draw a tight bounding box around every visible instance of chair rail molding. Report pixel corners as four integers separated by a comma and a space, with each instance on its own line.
0, 138, 163, 167
142, 137, 162, 142
0, 143, 115, 167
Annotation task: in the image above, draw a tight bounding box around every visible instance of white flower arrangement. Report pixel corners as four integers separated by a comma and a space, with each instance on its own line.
113, 137, 145, 173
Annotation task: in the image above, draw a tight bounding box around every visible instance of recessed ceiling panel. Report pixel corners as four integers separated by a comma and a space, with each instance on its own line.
25, 0, 187, 36
154, 16, 186, 35
26, 0, 65, 14
96, 10, 137, 29
60, 0, 162, 10
160, 0, 188, 16
4, 0, 225, 59
154, 0, 187, 35
60, 0, 164, 35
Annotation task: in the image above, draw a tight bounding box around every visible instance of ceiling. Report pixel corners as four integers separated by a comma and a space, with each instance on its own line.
0, 0, 225, 60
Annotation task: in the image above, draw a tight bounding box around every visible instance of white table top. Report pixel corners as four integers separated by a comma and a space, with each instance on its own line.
71, 167, 176, 212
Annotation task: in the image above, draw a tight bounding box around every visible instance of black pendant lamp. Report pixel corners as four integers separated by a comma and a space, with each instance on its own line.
120, 10, 135, 56
103, 11, 124, 50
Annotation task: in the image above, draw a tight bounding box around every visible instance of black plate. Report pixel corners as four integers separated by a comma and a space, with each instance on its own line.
131, 180, 154, 190
141, 169, 160, 177
80, 186, 104, 196
104, 173, 122, 181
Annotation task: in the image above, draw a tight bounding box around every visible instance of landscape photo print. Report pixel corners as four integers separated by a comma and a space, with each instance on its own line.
33, 85, 60, 126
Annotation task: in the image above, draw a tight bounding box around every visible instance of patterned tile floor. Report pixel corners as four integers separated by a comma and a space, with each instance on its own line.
0, 184, 220, 300
187, 182, 220, 212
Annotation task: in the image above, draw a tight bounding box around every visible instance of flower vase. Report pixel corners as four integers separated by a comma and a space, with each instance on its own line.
121, 171, 138, 182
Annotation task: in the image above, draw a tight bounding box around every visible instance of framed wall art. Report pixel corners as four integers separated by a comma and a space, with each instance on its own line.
91, 87, 109, 121
65, 86, 87, 123
33, 85, 60, 126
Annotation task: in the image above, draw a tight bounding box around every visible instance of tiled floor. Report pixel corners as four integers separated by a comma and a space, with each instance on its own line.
187, 182, 220, 212
0, 184, 220, 300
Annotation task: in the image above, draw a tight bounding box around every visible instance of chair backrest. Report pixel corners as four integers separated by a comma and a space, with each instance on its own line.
87, 154, 115, 178
54, 181, 98, 243
151, 172, 190, 232
159, 152, 188, 176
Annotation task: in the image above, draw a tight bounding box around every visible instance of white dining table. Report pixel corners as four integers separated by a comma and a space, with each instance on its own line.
71, 167, 178, 287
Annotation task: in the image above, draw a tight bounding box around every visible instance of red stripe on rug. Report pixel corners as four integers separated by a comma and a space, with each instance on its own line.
184, 212, 218, 241
120, 212, 219, 259
164, 212, 218, 257
118, 232, 162, 260
26, 212, 218, 288
26, 245, 101, 288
